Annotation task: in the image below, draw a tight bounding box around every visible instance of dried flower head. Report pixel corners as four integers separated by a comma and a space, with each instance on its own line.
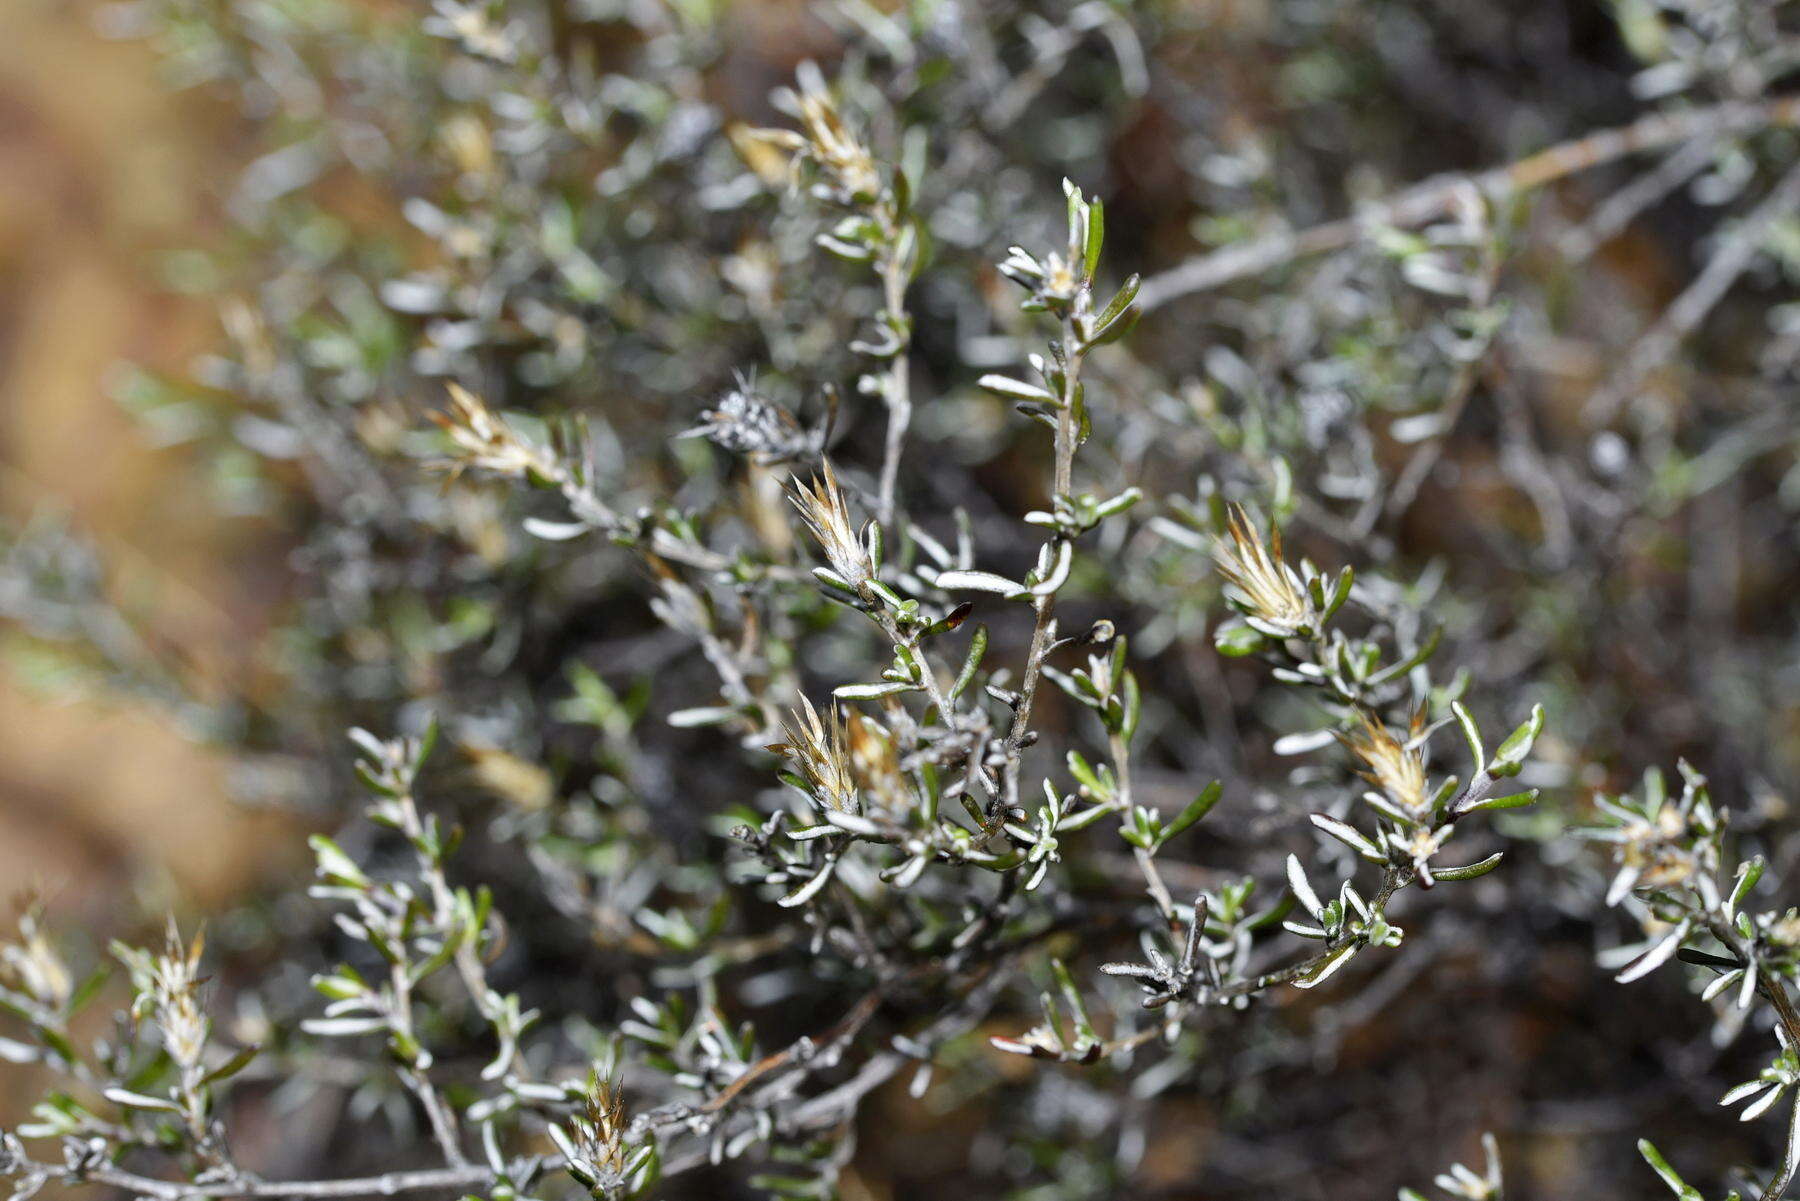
790, 459, 872, 593
1342, 711, 1430, 818
114, 921, 211, 1072
549, 1075, 639, 1196
1615, 803, 1703, 891
1214, 505, 1311, 636
845, 710, 907, 814
769, 694, 860, 813
0, 906, 71, 1011
423, 1, 520, 62
1594, 765, 1722, 907
432, 383, 563, 485
793, 79, 882, 204
733, 73, 881, 206
727, 123, 803, 185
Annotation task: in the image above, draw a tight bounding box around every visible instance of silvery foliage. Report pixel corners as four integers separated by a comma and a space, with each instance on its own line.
3, 0, 1800, 1197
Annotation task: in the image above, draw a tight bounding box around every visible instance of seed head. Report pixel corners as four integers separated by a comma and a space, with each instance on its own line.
733, 77, 881, 205
683, 375, 817, 464
550, 1075, 636, 1196
1617, 804, 1701, 890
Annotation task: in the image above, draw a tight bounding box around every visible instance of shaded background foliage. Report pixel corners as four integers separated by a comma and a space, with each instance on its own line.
2, 0, 1799, 1198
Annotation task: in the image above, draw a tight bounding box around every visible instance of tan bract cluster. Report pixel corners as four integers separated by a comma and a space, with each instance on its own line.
549, 1074, 636, 1193
576, 1078, 630, 1178
769, 697, 911, 817
121, 923, 212, 1074
1214, 505, 1311, 635
793, 79, 882, 203
790, 460, 872, 593
731, 77, 882, 204
1343, 712, 1430, 818
1617, 805, 1702, 891
0, 909, 72, 1010
845, 710, 908, 814
433, 383, 564, 485
770, 694, 861, 813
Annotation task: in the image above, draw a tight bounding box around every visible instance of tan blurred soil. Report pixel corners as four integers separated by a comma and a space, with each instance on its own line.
0, 0, 290, 925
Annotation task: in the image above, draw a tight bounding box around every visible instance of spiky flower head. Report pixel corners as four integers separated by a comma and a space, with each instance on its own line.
113, 920, 211, 1072
792, 78, 882, 204
790, 459, 873, 594
1342, 711, 1430, 819
731, 73, 880, 205
433, 382, 563, 485
768, 694, 860, 813
1213, 504, 1311, 636
0, 904, 72, 1010
550, 1074, 651, 1198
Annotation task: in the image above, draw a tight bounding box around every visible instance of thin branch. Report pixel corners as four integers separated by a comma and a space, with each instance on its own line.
1002, 314, 1086, 805
1107, 727, 1174, 920
399, 1065, 467, 1168
1696, 912, 1800, 1201
1585, 159, 1800, 426
1216, 869, 1410, 1002
1769, 1095, 1800, 1201
874, 204, 915, 529
1138, 95, 1800, 311
14, 1158, 512, 1200
1371, 182, 1500, 530
1557, 134, 1718, 262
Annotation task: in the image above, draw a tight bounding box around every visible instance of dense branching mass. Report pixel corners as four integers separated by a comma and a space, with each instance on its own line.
3, 1, 1800, 1198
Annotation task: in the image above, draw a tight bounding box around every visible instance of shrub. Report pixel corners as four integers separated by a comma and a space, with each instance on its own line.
4, 1, 1800, 1198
